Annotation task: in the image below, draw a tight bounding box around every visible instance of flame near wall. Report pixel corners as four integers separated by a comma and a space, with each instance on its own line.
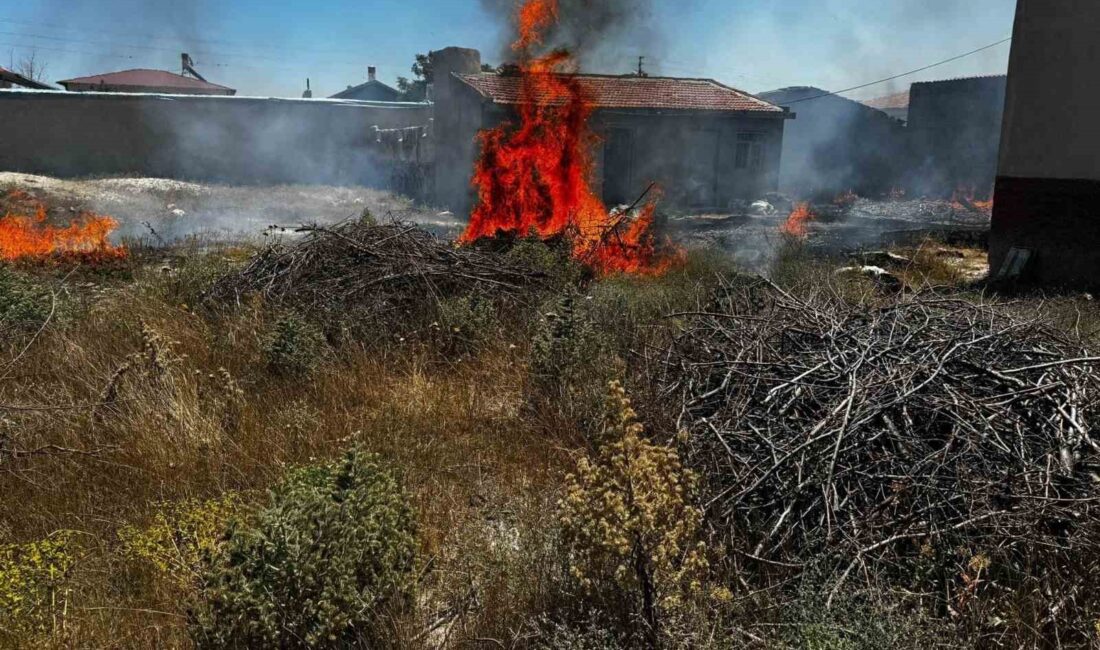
460, 0, 681, 276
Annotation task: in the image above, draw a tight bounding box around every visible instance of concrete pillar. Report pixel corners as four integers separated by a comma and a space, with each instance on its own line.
430, 47, 483, 214
991, 0, 1100, 287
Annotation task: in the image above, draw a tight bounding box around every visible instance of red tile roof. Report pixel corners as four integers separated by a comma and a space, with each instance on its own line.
58, 69, 235, 94
457, 72, 784, 114
862, 90, 910, 110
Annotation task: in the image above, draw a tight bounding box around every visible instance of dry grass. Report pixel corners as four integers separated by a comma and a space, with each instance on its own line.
0, 254, 570, 647
1, 236, 1097, 649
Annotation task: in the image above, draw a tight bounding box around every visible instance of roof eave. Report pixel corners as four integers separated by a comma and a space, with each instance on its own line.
486, 99, 789, 117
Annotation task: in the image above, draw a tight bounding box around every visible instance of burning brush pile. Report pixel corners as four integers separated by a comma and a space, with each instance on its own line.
459, 0, 682, 277
669, 279, 1100, 632
205, 0, 687, 330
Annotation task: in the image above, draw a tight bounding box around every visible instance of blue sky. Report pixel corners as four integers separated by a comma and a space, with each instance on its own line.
2, 0, 1017, 100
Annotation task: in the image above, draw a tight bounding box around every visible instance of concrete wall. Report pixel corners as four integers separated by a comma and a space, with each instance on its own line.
990, 0, 1100, 287
908, 76, 1006, 196
759, 87, 908, 198
0, 90, 430, 186
430, 48, 485, 214
591, 111, 785, 210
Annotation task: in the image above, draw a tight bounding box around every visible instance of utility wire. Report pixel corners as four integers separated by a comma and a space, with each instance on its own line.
0, 39, 405, 75
0, 41, 140, 62
0, 41, 346, 73
0, 17, 375, 58
0, 30, 409, 70
783, 36, 1012, 104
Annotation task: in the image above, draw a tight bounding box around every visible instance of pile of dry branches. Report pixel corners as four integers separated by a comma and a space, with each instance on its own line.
668, 278, 1100, 621
204, 220, 545, 318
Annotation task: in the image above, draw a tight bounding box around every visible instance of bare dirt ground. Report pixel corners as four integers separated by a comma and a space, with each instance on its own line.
0, 172, 464, 243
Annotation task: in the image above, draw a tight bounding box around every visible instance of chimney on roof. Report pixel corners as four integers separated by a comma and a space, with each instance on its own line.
181, 53, 208, 82
368, 66, 377, 82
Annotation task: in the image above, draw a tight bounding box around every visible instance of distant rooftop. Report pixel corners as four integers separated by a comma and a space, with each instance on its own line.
863, 90, 910, 110
457, 72, 785, 114
758, 86, 903, 123
0, 66, 53, 90
911, 74, 1008, 88
58, 69, 236, 95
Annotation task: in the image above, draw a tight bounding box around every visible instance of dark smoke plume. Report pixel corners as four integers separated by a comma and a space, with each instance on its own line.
478, 0, 663, 74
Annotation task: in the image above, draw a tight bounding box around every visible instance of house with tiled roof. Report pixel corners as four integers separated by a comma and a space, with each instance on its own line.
58, 69, 236, 95
430, 47, 793, 212
0, 66, 54, 90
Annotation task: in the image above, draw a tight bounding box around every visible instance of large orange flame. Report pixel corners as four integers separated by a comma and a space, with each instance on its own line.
458, 0, 681, 276
780, 202, 816, 238
0, 192, 127, 263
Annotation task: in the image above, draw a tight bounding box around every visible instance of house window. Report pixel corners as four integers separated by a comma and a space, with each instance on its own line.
735, 133, 765, 170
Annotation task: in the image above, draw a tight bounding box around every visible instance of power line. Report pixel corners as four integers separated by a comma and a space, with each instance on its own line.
784, 36, 1012, 104
0, 30, 410, 70
0, 17, 376, 58
0, 39, 409, 76
0, 41, 140, 62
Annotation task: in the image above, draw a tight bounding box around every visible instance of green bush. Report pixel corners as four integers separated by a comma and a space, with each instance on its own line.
778, 583, 950, 650
191, 451, 417, 649
0, 531, 82, 644
529, 291, 620, 424
435, 293, 499, 354
263, 313, 326, 376
503, 237, 584, 293
149, 248, 245, 308
117, 495, 243, 596
586, 250, 737, 353
560, 382, 708, 642
0, 267, 54, 331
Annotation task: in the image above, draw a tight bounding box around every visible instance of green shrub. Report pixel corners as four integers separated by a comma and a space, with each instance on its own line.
191, 451, 417, 649
503, 237, 584, 292
263, 313, 326, 376
586, 250, 737, 353
531, 292, 616, 389
435, 293, 499, 354
150, 249, 245, 308
778, 582, 950, 650
0, 267, 54, 331
118, 495, 244, 596
529, 291, 621, 426
0, 531, 82, 643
